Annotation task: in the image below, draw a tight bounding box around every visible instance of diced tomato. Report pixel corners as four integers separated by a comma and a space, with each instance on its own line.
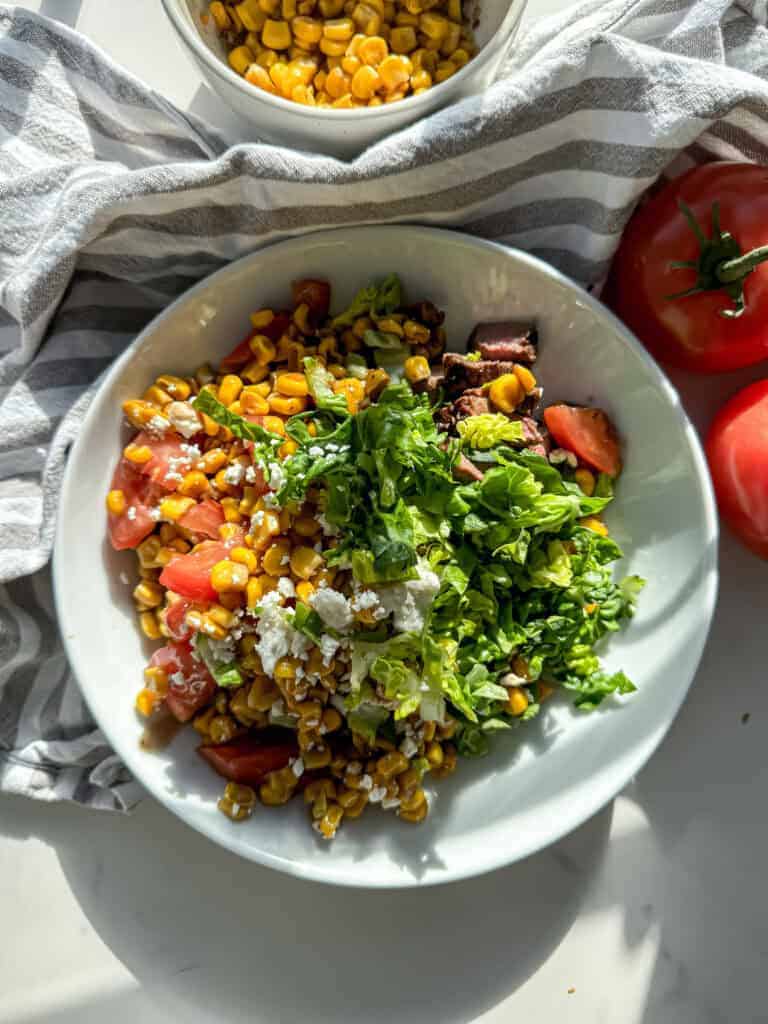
150, 640, 216, 722
261, 311, 291, 341
159, 541, 230, 602
131, 430, 195, 492
292, 279, 330, 321
199, 736, 298, 784
107, 458, 161, 550
219, 313, 292, 370
162, 597, 192, 641
543, 404, 622, 477
178, 497, 225, 539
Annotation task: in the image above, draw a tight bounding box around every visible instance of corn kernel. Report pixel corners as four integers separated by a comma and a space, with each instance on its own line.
293, 514, 321, 537
279, 440, 299, 458
231, 546, 259, 573
410, 68, 431, 89
378, 53, 411, 88
579, 516, 609, 536
295, 580, 316, 603
268, 393, 307, 416
358, 34, 388, 64
241, 360, 270, 384
488, 373, 523, 414
403, 355, 430, 383
323, 15, 354, 40
293, 14, 323, 42
210, 559, 249, 593
198, 448, 228, 474
451, 46, 470, 67
106, 489, 127, 515
143, 384, 173, 407
262, 538, 292, 576
352, 2, 380, 34
229, 44, 257, 74
262, 18, 292, 48
390, 25, 417, 52
575, 468, 596, 496
136, 687, 159, 717
139, 610, 163, 640
210, 1, 231, 29
123, 399, 167, 431
178, 470, 210, 497
320, 36, 348, 55
275, 371, 310, 397
133, 580, 164, 608
262, 415, 286, 437
159, 495, 196, 522
325, 65, 351, 97
220, 497, 243, 524
512, 363, 537, 394
506, 686, 529, 717
290, 545, 324, 579
351, 64, 380, 98
434, 59, 455, 82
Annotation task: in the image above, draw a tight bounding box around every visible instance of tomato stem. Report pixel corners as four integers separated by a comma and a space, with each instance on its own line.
716, 245, 768, 284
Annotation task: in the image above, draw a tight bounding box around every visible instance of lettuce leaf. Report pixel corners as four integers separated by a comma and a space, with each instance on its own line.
457, 414, 524, 450
194, 635, 243, 689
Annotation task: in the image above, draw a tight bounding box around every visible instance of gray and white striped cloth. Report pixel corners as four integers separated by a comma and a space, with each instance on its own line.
1, 0, 766, 812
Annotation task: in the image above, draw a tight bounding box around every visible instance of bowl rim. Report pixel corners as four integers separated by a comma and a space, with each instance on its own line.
160, 0, 526, 122
53, 225, 719, 888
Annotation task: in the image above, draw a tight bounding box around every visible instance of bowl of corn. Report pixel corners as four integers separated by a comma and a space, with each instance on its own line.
161, 0, 527, 157
55, 225, 717, 887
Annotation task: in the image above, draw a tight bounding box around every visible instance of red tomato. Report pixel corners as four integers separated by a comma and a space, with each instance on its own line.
107, 459, 160, 550
132, 430, 194, 491
220, 313, 292, 369
543, 404, 622, 477
706, 379, 768, 559
292, 279, 331, 321
150, 641, 216, 722
178, 497, 225, 539
199, 736, 298, 784
609, 162, 768, 373
158, 541, 230, 601
162, 598, 192, 640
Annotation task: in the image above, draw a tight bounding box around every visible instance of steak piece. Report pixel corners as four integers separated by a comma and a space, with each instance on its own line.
442, 353, 517, 397
453, 454, 484, 482
512, 415, 551, 458
468, 322, 538, 365
453, 387, 490, 419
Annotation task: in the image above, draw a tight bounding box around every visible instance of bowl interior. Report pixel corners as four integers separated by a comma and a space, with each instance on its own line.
54, 227, 717, 887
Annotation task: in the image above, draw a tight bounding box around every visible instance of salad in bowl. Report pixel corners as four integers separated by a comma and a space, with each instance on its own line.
106, 272, 643, 841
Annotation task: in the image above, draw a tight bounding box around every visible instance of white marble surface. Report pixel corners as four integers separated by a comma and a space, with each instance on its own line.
3, 2, 767, 1022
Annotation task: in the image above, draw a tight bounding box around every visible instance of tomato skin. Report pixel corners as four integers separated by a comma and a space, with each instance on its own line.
543, 404, 622, 477
162, 598, 192, 640
706, 379, 768, 559
107, 459, 160, 550
178, 497, 225, 539
292, 279, 330, 321
609, 162, 768, 373
199, 736, 298, 784
150, 641, 216, 722
158, 541, 230, 601
220, 313, 292, 369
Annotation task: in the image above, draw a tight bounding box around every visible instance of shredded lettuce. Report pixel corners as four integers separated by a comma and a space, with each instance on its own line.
303, 357, 350, 417
457, 414, 524, 450
331, 273, 402, 328
194, 635, 243, 689
194, 390, 282, 448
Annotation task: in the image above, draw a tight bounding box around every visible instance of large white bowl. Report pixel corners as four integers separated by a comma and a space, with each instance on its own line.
161, 0, 527, 158
54, 226, 718, 888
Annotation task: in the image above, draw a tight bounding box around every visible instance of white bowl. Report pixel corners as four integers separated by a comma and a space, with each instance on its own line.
54, 226, 718, 888
161, 0, 527, 158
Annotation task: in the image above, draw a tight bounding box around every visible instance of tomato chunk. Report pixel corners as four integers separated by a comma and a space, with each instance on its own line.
132, 430, 195, 492
292, 279, 330, 321
158, 541, 230, 602
199, 736, 298, 785
162, 598, 192, 641
150, 641, 215, 722
219, 313, 292, 370
543, 404, 622, 477
178, 497, 225, 539
107, 459, 160, 550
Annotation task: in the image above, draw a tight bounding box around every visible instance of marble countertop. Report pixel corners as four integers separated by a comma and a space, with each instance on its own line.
3, 2, 767, 1022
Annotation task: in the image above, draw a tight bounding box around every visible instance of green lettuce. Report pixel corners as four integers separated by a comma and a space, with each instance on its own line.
194, 635, 243, 689
457, 414, 524, 450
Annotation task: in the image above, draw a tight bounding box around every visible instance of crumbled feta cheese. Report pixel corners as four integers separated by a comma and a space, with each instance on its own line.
278, 577, 296, 599
180, 443, 201, 459
170, 671, 186, 686
315, 511, 339, 537
368, 786, 387, 804
164, 472, 183, 484
166, 401, 201, 438
359, 773, 373, 792
148, 506, 162, 521
268, 462, 286, 492
319, 633, 340, 666
146, 414, 170, 437
223, 462, 245, 486
382, 796, 401, 810
400, 736, 418, 759
244, 465, 257, 484
372, 560, 440, 633
307, 445, 324, 458
325, 443, 339, 453
311, 588, 353, 632
280, 554, 290, 566
126, 506, 137, 521
291, 757, 305, 778
346, 761, 362, 775
263, 492, 280, 510
206, 634, 236, 661
252, 509, 265, 527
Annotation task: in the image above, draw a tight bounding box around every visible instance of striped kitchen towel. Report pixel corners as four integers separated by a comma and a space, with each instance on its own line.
1, 0, 766, 811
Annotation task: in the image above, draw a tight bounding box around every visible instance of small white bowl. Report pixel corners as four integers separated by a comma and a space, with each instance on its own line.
161, 0, 527, 158
54, 226, 718, 888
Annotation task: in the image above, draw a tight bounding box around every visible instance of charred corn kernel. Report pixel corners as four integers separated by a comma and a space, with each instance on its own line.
512, 363, 537, 393
248, 333, 276, 365
159, 495, 195, 522
123, 399, 166, 431
135, 687, 159, 717
390, 25, 417, 52
241, 359, 270, 384
177, 470, 210, 498
488, 372, 523, 413
229, 44, 257, 73
292, 14, 323, 42
209, 0, 231, 29
218, 591, 244, 612
434, 59, 456, 82
579, 515, 609, 536
106, 489, 126, 515
365, 367, 390, 398
268, 393, 307, 416
262, 539, 292, 576
143, 384, 173, 406
217, 374, 243, 407
399, 790, 428, 822
262, 415, 286, 437
218, 781, 257, 821
275, 371, 309, 397
209, 714, 239, 744
240, 389, 271, 416
159, 521, 177, 542
139, 610, 163, 640
210, 559, 249, 593
322, 707, 343, 732
133, 580, 164, 608
350, 64, 380, 98
575, 468, 596, 496
193, 707, 216, 738
451, 45, 470, 67
136, 535, 162, 569
403, 355, 430, 383
155, 374, 191, 401
506, 686, 529, 717
378, 53, 411, 88
295, 580, 316, 603
357, 34, 388, 64
321, 15, 354, 40
230, 546, 259, 573
262, 18, 292, 48
293, 514, 321, 537
290, 545, 324, 579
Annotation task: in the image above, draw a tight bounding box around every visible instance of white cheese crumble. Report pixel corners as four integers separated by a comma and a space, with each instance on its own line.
146, 414, 170, 437
290, 757, 305, 778
319, 633, 340, 666
315, 510, 339, 537
310, 587, 353, 632
126, 506, 137, 521
244, 465, 257, 484
400, 736, 418, 759
253, 592, 310, 676
166, 401, 201, 438
382, 796, 401, 810
307, 445, 324, 458
359, 774, 373, 792
268, 462, 286, 491
148, 506, 162, 521
368, 786, 387, 804
372, 560, 441, 633
223, 462, 245, 486
277, 576, 296, 599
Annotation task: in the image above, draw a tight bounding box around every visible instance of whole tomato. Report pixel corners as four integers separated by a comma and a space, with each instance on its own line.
609, 162, 768, 373
706, 379, 768, 559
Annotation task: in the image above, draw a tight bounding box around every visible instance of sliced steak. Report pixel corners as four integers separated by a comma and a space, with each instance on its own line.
453, 387, 490, 419
468, 322, 538, 365
453, 454, 484, 482
511, 415, 551, 457
442, 353, 518, 397
517, 386, 543, 418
